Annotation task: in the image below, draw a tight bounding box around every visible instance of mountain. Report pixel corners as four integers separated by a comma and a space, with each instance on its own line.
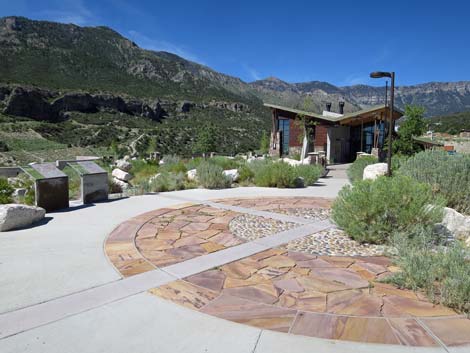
1, 16, 470, 165
250, 78, 470, 117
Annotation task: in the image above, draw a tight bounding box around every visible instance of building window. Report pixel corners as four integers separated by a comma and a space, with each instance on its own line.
278, 118, 290, 155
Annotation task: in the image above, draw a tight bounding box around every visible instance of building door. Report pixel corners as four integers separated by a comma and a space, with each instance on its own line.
278, 119, 290, 156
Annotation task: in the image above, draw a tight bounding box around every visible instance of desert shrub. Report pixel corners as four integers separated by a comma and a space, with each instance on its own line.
0, 178, 14, 204
399, 150, 470, 214
237, 164, 255, 183
253, 162, 297, 188
331, 175, 444, 244
161, 154, 180, 166
388, 226, 470, 313
185, 157, 204, 170
391, 154, 409, 171
131, 159, 158, 185
148, 172, 186, 192
207, 156, 240, 170
347, 156, 378, 183
197, 162, 231, 189
295, 164, 323, 186
9, 174, 35, 205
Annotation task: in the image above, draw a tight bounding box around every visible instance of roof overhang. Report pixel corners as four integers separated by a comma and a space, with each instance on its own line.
264, 103, 404, 126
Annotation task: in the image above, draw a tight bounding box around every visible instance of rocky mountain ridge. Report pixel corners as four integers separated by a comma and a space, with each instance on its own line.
1, 16, 470, 119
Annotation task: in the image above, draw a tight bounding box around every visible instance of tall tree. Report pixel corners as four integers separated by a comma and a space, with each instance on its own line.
393, 105, 427, 155
192, 123, 217, 156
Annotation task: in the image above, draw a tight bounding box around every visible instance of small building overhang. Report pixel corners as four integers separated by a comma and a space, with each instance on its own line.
264, 103, 404, 126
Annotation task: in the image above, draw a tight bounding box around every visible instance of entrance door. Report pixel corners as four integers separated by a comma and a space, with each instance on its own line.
278, 119, 290, 156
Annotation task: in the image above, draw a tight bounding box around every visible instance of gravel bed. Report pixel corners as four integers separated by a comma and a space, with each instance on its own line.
283, 227, 386, 256
229, 214, 297, 241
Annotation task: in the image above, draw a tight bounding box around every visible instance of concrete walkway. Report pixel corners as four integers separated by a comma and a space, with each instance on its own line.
0, 178, 466, 352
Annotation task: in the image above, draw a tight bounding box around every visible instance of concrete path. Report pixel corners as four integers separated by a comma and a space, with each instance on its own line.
2, 178, 464, 352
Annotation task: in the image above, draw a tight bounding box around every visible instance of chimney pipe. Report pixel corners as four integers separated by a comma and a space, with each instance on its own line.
339, 101, 345, 114
326, 102, 332, 112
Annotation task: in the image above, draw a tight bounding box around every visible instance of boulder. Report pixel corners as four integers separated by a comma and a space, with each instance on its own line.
187, 169, 197, 181
115, 159, 132, 172
112, 177, 130, 191
363, 163, 388, 180
281, 158, 302, 166
0, 204, 46, 232
223, 169, 239, 182
440, 207, 470, 244
294, 176, 305, 188
112, 168, 132, 182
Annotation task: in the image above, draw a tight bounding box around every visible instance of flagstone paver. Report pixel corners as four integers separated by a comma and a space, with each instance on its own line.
149, 246, 465, 347
103, 196, 468, 348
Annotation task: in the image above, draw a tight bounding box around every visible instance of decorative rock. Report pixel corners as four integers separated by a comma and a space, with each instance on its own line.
115, 159, 132, 172
281, 158, 302, 166
187, 169, 197, 181
294, 176, 305, 188
112, 177, 130, 190
0, 204, 46, 231
440, 207, 470, 244
112, 168, 132, 182
223, 169, 239, 182
363, 163, 388, 180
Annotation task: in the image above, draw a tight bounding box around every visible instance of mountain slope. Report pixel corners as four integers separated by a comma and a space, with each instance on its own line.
0, 16, 260, 104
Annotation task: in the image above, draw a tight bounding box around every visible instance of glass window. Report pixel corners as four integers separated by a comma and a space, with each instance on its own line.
278, 119, 290, 155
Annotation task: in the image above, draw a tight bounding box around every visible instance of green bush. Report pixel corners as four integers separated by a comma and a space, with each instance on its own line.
253, 162, 297, 188
388, 226, 470, 313
237, 164, 255, 183
391, 154, 409, 171
331, 175, 444, 244
185, 157, 204, 170
9, 174, 35, 205
197, 162, 231, 189
347, 156, 378, 183
295, 164, 323, 186
399, 150, 470, 214
207, 156, 241, 170
148, 172, 186, 192
0, 178, 14, 204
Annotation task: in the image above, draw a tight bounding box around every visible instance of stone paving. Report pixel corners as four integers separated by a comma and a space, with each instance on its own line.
104, 196, 470, 348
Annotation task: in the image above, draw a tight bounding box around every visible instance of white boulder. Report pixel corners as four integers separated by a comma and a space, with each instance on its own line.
112, 168, 133, 182
115, 159, 132, 172
223, 169, 239, 182
187, 169, 197, 181
281, 158, 302, 166
0, 204, 46, 232
363, 163, 388, 180
441, 207, 470, 244
112, 177, 130, 191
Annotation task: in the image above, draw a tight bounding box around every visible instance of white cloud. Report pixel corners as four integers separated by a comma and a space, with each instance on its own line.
242, 64, 261, 81
36, 0, 95, 26
127, 30, 202, 63
342, 73, 370, 86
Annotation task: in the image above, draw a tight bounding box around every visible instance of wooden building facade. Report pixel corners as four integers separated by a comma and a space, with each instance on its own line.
266, 103, 403, 163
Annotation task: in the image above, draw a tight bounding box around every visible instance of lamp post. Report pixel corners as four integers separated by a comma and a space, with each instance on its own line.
370, 71, 395, 176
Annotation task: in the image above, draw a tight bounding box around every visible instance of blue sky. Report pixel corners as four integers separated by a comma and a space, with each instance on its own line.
1, 0, 469, 86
